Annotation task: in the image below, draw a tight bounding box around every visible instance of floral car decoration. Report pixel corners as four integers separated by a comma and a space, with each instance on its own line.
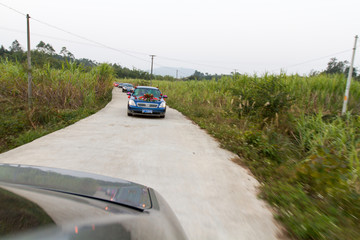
139, 93, 159, 102
127, 86, 167, 118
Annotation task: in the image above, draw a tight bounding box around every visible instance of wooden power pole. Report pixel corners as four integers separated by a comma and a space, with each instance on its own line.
150, 55, 155, 86
27, 14, 32, 108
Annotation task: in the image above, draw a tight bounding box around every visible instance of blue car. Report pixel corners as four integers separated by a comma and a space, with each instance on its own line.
127, 86, 167, 118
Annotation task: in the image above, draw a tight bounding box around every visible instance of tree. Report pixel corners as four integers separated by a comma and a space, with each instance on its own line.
0, 45, 8, 56
309, 69, 320, 76
188, 70, 205, 80
187, 70, 226, 81
9, 40, 23, 52
323, 58, 358, 78
324, 58, 348, 74
36, 41, 55, 55
344, 66, 358, 78
36, 41, 46, 51
60, 47, 75, 60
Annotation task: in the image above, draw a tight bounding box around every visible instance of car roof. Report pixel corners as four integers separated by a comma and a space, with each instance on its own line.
136, 86, 159, 90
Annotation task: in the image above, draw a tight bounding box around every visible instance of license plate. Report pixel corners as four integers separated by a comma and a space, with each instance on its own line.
142, 109, 153, 114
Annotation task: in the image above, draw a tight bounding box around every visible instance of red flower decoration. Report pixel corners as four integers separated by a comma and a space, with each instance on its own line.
140, 93, 156, 102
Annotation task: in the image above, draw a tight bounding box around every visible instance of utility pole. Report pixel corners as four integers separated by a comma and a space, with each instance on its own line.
341, 35, 358, 115
26, 14, 32, 108
176, 70, 178, 79
233, 69, 238, 79
150, 55, 155, 86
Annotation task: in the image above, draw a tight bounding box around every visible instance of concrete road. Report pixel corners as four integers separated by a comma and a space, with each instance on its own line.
0, 88, 282, 240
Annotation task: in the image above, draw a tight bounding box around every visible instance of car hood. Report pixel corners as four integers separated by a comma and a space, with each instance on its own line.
0, 164, 151, 210
0, 164, 187, 240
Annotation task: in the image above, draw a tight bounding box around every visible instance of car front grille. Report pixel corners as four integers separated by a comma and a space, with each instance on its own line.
137, 103, 158, 108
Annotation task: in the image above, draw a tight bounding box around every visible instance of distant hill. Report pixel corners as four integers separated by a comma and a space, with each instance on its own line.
152, 67, 195, 78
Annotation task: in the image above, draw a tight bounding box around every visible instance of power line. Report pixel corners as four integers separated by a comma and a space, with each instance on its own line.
0, 2, 26, 16
0, 2, 285, 73
0, 26, 101, 48
271, 49, 353, 72
30, 17, 151, 63
1, 2, 237, 71
0, 2, 150, 63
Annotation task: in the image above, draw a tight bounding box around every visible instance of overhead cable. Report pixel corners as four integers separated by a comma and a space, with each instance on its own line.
272, 49, 353, 72
0, 2, 26, 16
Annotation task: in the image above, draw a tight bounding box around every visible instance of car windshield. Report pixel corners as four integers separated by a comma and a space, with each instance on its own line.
124, 84, 133, 87
133, 88, 161, 98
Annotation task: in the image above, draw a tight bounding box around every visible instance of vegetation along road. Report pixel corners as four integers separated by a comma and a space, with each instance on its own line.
0, 88, 282, 240
1, 41, 360, 239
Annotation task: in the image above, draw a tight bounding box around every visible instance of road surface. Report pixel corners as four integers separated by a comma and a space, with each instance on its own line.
0, 88, 282, 239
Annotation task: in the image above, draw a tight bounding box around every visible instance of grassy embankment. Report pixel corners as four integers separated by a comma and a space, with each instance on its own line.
0, 60, 114, 153
130, 75, 360, 239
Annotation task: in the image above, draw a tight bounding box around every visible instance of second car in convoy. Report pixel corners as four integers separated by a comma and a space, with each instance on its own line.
122, 83, 135, 93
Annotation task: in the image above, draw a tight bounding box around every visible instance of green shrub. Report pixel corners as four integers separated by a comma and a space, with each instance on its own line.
232, 75, 294, 120
0, 60, 114, 153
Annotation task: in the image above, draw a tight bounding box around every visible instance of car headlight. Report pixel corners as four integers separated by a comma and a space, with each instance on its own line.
159, 102, 166, 108
129, 99, 136, 106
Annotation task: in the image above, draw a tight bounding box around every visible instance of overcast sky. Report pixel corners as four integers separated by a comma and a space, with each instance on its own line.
1, 0, 359, 76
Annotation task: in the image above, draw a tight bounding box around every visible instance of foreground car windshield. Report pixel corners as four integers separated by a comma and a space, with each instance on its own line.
133, 88, 161, 98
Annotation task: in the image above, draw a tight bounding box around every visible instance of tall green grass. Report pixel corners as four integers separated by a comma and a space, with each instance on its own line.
0, 60, 114, 153
126, 75, 360, 239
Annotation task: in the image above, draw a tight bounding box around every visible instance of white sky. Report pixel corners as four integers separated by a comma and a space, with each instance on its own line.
1, 0, 360, 76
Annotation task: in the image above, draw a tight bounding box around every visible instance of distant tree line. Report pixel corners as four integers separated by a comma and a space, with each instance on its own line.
186, 57, 360, 81
2, 40, 358, 81
111, 63, 176, 81
0, 40, 178, 80
187, 58, 360, 81
0, 40, 230, 81
186, 70, 230, 81
0, 40, 97, 71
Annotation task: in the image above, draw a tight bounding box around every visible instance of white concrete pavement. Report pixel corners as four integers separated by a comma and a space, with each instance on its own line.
0, 88, 282, 240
